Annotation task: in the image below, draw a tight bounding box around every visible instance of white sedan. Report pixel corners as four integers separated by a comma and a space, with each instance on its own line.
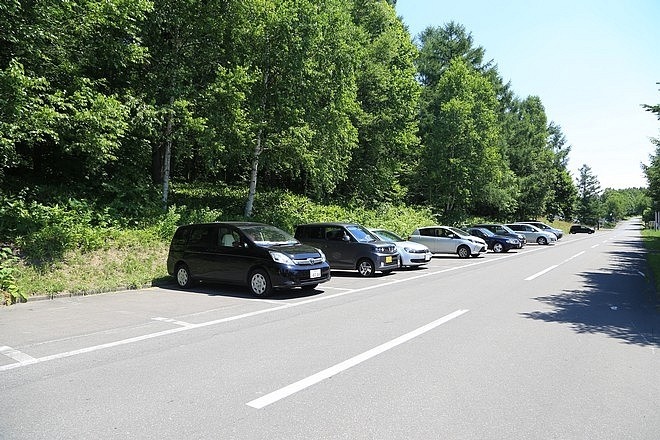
369, 229, 433, 268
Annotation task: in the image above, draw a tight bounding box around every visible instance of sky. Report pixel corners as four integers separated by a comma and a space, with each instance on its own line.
395, 0, 660, 189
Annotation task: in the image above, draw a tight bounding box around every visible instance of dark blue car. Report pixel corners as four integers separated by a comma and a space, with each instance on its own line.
466, 227, 520, 253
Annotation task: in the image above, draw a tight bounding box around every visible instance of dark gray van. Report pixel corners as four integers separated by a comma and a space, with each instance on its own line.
294, 222, 399, 277
167, 222, 330, 297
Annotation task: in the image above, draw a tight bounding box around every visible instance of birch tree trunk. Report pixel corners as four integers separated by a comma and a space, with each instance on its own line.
162, 97, 174, 210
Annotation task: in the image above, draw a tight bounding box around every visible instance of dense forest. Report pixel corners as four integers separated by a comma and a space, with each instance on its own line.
1, 0, 651, 222
1, 0, 655, 303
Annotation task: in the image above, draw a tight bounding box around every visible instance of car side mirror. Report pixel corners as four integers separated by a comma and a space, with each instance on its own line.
342, 235, 350, 242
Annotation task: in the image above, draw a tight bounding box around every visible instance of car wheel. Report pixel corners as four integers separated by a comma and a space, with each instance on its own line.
493, 242, 504, 253
301, 283, 318, 291
249, 269, 272, 297
175, 263, 192, 288
537, 236, 548, 245
357, 258, 375, 277
457, 245, 471, 259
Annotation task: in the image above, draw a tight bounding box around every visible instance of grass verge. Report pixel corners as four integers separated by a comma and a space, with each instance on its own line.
641, 228, 660, 298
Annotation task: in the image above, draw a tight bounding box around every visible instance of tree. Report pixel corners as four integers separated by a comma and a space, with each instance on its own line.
545, 122, 577, 220
575, 164, 601, 225
416, 22, 490, 88
418, 58, 506, 222
501, 96, 555, 219
337, 0, 421, 205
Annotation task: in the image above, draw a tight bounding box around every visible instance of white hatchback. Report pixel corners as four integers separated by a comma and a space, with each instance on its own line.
369, 229, 433, 268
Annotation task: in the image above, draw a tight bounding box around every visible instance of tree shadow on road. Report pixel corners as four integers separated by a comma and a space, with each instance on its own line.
521, 239, 660, 348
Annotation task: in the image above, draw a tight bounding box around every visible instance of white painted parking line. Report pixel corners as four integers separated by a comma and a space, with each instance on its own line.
152, 317, 194, 327
0, 346, 37, 364
525, 251, 586, 281
246, 309, 469, 409
591, 244, 600, 248
525, 265, 559, 281
0, 243, 566, 373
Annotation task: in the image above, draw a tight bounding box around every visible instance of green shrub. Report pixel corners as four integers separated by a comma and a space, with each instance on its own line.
0, 247, 24, 305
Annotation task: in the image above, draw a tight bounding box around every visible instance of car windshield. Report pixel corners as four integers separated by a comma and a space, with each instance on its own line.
239, 225, 299, 246
372, 229, 404, 242
498, 225, 516, 234
475, 228, 495, 237
346, 225, 379, 243
447, 227, 470, 237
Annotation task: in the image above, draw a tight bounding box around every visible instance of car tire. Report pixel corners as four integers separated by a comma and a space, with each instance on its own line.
493, 242, 504, 253
357, 258, 375, 277
249, 269, 272, 297
457, 245, 471, 259
175, 263, 193, 288
537, 236, 548, 245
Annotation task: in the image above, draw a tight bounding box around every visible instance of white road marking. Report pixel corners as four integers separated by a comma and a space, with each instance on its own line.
246, 309, 469, 409
525, 251, 586, 281
152, 317, 194, 327
525, 265, 559, 281
591, 244, 600, 248
0, 346, 37, 364
0, 241, 583, 372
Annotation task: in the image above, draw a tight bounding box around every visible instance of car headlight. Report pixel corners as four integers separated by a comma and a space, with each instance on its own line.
506, 239, 519, 244
269, 251, 295, 265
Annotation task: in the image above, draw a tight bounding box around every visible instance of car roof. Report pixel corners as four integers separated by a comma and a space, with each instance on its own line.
297, 222, 361, 227
179, 221, 266, 228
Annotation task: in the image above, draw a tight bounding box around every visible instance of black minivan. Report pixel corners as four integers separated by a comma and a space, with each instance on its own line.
167, 222, 331, 297
295, 222, 399, 277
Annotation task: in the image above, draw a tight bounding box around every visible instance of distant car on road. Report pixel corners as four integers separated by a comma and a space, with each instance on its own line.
505, 223, 557, 245
569, 224, 595, 234
369, 228, 432, 268
466, 227, 520, 253
167, 222, 330, 297
409, 226, 487, 258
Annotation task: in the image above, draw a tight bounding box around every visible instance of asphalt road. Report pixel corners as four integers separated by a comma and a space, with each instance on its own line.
1, 219, 659, 439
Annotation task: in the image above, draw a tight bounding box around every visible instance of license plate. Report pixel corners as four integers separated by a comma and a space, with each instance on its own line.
310, 269, 321, 278
385, 256, 392, 263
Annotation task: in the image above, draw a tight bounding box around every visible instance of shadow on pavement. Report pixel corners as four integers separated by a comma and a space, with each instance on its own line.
522, 239, 660, 348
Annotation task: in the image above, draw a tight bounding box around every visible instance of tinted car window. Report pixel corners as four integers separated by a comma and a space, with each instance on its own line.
189, 225, 216, 246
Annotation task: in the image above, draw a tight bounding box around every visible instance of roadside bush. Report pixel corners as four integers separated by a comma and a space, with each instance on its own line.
0, 246, 24, 305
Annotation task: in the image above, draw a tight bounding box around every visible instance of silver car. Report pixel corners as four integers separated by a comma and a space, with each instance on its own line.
517, 221, 563, 239
409, 226, 487, 258
505, 223, 557, 245
369, 229, 432, 268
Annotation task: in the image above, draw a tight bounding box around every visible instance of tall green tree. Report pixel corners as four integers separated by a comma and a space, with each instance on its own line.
337, 0, 420, 205
545, 122, 577, 220
501, 96, 555, 219
418, 58, 506, 222
214, 0, 362, 216
0, 0, 151, 195
576, 164, 601, 225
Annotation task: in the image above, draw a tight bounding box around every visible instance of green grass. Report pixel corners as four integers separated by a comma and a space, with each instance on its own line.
13, 235, 170, 300
641, 228, 660, 297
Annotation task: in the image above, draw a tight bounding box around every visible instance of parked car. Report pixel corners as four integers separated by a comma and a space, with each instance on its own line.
409, 226, 487, 258
472, 223, 526, 248
167, 222, 331, 297
569, 224, 595, 234
294, 223, 399, 277
369, 228, 432, 268
466, 227, 520, 253
517, 221, 564, 239
505, 223, 557, 245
